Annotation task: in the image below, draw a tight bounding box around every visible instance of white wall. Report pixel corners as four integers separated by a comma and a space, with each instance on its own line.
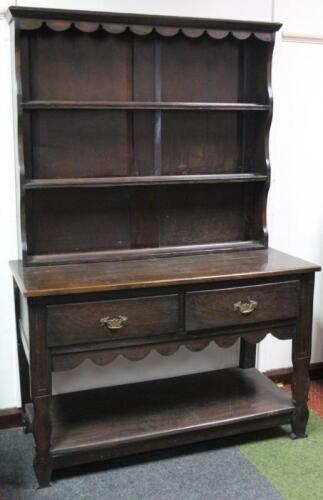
0, 3, 20, 409
1, 0, 323, 408
16, 0, 273, 20
258, 0, 323, 370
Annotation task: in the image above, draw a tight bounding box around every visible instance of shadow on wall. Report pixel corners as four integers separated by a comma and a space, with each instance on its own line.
52, 342, 239, 395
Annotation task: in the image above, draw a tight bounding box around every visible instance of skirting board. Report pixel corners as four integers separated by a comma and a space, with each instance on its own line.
1, 363, 323, 430
0, 407, 22, 430
265, 362, 323, 386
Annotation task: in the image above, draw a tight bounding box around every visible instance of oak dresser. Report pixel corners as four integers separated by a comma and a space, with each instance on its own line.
8, 6, 320, 488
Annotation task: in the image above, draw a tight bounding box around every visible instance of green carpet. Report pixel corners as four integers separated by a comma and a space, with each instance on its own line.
239, 412, 323, 500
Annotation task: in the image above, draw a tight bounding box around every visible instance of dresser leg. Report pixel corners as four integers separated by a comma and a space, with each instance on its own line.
239, 339, 256, 368
33, 395, 52, 488
19, 338, 32, 434
34, 456, 52, 489
19, 336, 32, 434
290, 275, 314, 439
291, 356, 310, 439
13, 280, 32, 433
27, 302, 53, 487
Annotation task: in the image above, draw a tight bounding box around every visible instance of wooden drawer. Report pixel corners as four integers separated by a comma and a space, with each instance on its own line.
186, 281, 300, 332
48, 294, 179, 347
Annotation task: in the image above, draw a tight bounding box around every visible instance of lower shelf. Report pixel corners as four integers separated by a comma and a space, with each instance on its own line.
26, 368, 294, 468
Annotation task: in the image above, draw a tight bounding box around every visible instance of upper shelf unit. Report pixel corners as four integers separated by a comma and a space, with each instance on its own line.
10, 6, 281, 265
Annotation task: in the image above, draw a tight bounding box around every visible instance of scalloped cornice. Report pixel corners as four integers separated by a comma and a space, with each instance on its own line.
8, 6, 281, 42
14, 19, 274, 41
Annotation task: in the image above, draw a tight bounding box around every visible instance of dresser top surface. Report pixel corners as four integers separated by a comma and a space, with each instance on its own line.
10, 248, 320, 298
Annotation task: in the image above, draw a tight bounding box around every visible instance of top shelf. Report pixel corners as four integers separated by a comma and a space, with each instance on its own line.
22, 101, 272, 111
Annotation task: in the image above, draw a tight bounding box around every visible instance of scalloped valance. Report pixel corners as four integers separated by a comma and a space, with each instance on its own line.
52, 328, 292, 372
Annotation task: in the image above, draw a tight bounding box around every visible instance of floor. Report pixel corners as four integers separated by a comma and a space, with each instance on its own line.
0, 381, 323, 500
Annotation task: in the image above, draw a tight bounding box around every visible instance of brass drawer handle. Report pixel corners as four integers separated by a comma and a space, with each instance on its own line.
100, 315, 128, 331
234, 300, 258, 315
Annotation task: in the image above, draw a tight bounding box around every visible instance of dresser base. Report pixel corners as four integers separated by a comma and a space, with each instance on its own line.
24, 368, 294, 479
11, 249, 318, 487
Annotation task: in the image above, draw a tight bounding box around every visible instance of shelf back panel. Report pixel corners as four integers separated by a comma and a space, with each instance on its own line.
28, 110, 267, 179
160, 35, 239, 102
161, 111, 240, 175
27, 188, 131, 254
26, 184, 262, 258
21, 28, 270, 104
25, 27, 133, 101
30, 110, 137, 178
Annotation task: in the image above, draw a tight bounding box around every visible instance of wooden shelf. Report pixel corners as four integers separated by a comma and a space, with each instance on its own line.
24, 241, 265, 268
22, 101, 271, 111
24, 174, 268, 189
25, 368, 293, 457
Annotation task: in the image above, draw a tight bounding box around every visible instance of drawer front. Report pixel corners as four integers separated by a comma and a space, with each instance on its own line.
48, 294, 179, 347
186, 281, 300, 332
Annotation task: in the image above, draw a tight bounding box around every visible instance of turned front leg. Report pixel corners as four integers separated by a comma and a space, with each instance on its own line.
291, 355, 310, 438
291, 274, 314, 439
33, 395, 52, 487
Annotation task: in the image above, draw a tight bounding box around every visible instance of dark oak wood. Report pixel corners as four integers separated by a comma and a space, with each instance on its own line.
14, 279, 31, 432
291, 274, 314, 438
37, 414, 294, 471
10, 7, 280, 265
22, 241, 265, 267
27, 301, 52, 486
22, 101, 272, 110
24, 174, 268, 189
25, 184, 262, 257
7, 6, 282, 33
186, 281, 300, 331
239, 339, 257, 369
47, 294, 180, 347
49, 323, 295, 373
24, 368, 293, 455
8, 7, 320, 489
10, 249, 319, 298
6, 364, 322, 431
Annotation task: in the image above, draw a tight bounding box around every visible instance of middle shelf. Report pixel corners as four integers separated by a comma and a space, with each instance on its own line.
22, 105, 269, 180
22, 101, 272, 111
24, 173, 268, 189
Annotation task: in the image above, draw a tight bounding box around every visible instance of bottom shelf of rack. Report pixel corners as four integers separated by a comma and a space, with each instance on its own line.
26, 368, 294, 468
